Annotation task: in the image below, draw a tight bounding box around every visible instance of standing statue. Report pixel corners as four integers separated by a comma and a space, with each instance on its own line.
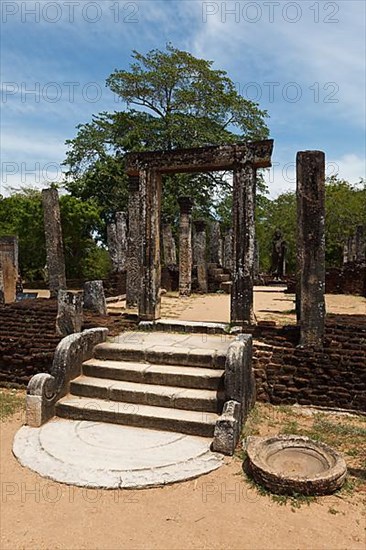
270, 229, 287, 279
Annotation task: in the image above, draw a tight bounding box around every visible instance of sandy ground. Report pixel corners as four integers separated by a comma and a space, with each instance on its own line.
157, 288, 366, 325
1, 410, 365, 550
4, 290, 364, 549
26, 287, 365, 325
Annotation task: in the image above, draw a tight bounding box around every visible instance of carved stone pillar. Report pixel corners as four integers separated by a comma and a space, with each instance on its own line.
231, 163, 256, 325
107, 211, 127, 272
0, 236, 18, 304
139, 169, 162, 321
162, 223, 177, 267
56, 290, 83, 336
296, 151, 326, 347
210, 220, 223, 267
254, 238, 260, 280
223, 229, 233, 273
193, 219, 208, 293
83, 280, 107, 315
41, 189, 66, 298
178, 197, 194, 297
126, 177, 140, 309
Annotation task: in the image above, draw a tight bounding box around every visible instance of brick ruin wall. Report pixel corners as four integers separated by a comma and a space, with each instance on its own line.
0, 302, 364, 413
0, 299, 136, 386
253, 316, 365, 413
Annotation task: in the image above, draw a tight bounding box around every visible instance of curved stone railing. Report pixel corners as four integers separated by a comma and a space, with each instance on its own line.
213, 334, 255, 455
26, 328, 108, 427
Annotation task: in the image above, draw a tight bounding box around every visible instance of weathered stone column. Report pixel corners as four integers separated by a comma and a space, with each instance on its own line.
296, 151, 326, 347
254, 238, 260, 280
210, 221, 223, 267
126, 177, 140, 309
162, 223, 177, 267
84, 280, 107, 315
107, 211, 128, 272
41, 189, 66, 298
0, 269, 4, 306
193, 219, 208, 293
56, 290, 83, 336
223, 229, 233, 272
178, 197, 194, 297
231, 163, 256, 325
0, 236, 18, 304
139, 169, 162, 320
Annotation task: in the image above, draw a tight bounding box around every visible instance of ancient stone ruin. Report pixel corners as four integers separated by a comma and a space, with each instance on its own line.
42, 188, 66, 298
125, 140, 274, 323
0, 236, 19, 305
296, 151, 326, 347
107, 211, 128, 273
270, 229, 287, 279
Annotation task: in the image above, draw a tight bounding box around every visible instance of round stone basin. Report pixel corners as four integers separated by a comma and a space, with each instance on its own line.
245, 435, 347, 496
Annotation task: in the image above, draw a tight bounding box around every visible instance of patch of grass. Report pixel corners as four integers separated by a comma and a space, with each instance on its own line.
280, 419, 300, 435
239, 403, 366, 505
244, 475, 317, 510
0, 389, 25, 420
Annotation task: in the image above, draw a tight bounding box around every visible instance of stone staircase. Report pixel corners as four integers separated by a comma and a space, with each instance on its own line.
207, 263, 231, 292
55, 331, 234, 437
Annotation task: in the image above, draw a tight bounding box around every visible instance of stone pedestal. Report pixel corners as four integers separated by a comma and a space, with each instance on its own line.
178, 197, 194, 297
42, 189, 66, 298
193, 219, 207, 293
56, 290, 83, 336
210, 221, 223, 267
126, 177, 141, 309
162, 224, 177, 267
107, 212, 128, 273
0, 236, 18, 304
296, 151, 326, 347
84, 280, 107, 315
231, 164, 256, 325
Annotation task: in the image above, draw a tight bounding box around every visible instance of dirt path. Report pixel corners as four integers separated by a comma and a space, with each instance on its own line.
160, 288, 365, 325
1, 411, 365, 550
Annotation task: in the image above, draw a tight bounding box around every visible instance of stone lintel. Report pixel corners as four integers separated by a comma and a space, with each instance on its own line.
125, 140, 274, 176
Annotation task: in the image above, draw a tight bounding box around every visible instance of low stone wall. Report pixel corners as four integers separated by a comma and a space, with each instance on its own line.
0, 299, 137, 386
325, 263, 366, 296
0, 300, 61, 386
253, 315, 365, 412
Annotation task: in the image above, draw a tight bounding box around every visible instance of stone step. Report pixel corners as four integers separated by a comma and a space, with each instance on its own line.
94, 341, 227, 369
70, 375, 221, 412
83, 359, 224, 390
214, 274, 230, 283
220, 281, 232, 293
56, 395, 218, 437
210, 268, 224, 278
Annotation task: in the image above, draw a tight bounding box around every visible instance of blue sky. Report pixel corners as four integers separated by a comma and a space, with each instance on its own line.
1, 0, 365, 197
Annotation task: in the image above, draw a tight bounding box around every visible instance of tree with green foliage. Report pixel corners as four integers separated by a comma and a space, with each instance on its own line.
63, 44, 269, 222
255, 176, 365, 272
0, 189, 111, 281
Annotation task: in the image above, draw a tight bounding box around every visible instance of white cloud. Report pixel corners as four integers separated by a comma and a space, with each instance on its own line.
264, 152, 365, 198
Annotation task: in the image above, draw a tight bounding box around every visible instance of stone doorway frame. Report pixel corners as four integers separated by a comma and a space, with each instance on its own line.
125, 139, 273, 324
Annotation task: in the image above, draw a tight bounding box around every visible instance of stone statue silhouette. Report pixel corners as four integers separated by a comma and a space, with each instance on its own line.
270, 229, 287, 279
